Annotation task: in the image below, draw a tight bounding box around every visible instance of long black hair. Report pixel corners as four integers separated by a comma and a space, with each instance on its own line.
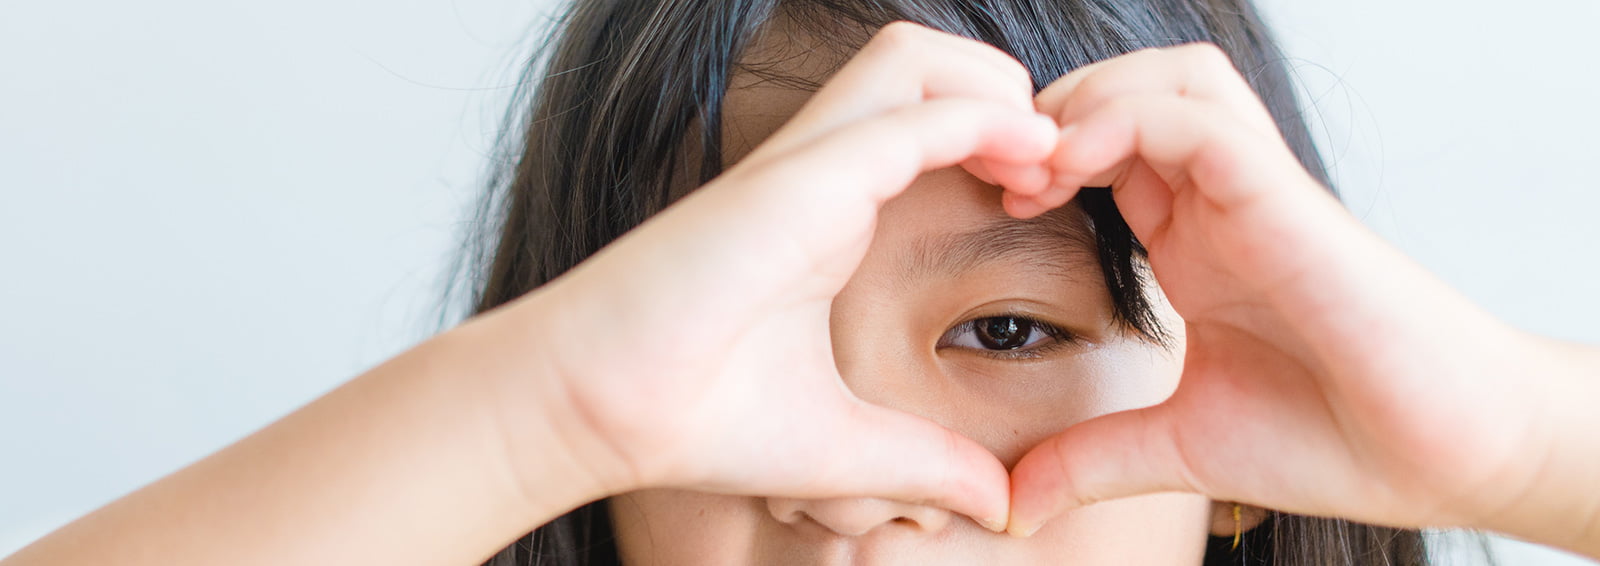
452, 0, 1434, 564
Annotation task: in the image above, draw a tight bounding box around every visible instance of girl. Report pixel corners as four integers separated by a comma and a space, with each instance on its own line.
8, 0, 1600, 565
459, 1, 1443, 563
467, 0, 1421, 563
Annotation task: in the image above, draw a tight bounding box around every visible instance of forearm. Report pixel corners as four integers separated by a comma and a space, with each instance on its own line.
3, 309, 602, 566
1474, 336, 1600, 559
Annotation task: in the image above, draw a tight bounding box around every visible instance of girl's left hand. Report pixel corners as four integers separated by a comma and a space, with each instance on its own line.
1001, 43, 1600, 555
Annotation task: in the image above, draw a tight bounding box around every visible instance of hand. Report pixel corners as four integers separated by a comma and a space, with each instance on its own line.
1003, 43, 1600, 550
490, 22, 1059, 530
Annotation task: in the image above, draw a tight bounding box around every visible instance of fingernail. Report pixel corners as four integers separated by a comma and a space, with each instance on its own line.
1058, 123, 1079, 141
1010, 521, 1044, 538
1007, 196, 1040, 219
980, 517, 1007, 533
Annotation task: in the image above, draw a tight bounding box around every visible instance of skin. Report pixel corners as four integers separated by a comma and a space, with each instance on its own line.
5, 21, 1599, 566
1003, 40, 1600, 547
610, 172, 1215, 563
606, 23, 1240, 563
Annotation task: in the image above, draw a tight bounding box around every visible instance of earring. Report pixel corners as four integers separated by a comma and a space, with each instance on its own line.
1231, 503, 1243, 550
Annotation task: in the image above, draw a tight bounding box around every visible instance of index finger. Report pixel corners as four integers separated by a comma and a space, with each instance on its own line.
750, 21, 1042, 161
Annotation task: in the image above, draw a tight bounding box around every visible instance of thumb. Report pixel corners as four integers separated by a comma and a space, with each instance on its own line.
1006, 404, 1202, 536
816, 398, 1013, 532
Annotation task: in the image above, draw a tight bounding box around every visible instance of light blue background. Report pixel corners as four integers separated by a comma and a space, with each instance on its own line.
1, 1, 1595, 563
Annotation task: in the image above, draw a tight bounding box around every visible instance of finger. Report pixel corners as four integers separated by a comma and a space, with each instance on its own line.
982, 161, 1053, 195
961, 157, 999, 184
815, 398, 1013, 532
961, 158, 1053, 196
754, 22, 1037, 159
1034, 43, 1279, 138
1032, 50, 1131, 113
1047, 93, 1307, 222
742, 99, 1058, 211
651, 99, 1055, 311
1100, 159, 1174, 240
1001, 190, 1050, 219
1007, 404, 1201, 536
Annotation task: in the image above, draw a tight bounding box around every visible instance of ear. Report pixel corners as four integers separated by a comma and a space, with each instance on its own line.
1208, 501, 1270, 537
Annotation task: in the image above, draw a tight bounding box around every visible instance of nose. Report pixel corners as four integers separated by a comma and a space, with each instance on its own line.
766, 497, 953, 536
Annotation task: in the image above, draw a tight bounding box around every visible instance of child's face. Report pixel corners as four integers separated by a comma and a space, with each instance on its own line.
609, 29, 1216, 564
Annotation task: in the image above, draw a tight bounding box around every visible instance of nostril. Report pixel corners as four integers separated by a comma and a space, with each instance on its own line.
894, 505, 953, 533
766, 497, 952, 536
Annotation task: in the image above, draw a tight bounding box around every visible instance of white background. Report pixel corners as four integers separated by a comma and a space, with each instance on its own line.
1, 1, 1595, 563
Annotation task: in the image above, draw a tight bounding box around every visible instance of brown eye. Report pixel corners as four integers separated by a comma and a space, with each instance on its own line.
938, 315, 1065, 355
976, 316, 1033, 350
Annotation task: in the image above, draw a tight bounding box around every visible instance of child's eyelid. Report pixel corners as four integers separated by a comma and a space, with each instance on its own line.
1033, 318, 1075, 342
953, 312, 1078, 342
935, 314, 1079, 352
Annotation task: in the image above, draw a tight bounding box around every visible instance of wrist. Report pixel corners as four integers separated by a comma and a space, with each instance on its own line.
461, 286, 644, 513
1467, 333, 1600, 558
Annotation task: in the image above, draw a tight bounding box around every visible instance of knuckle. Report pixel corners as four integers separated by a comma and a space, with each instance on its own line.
1101, 93, 1146, 113
1181, 41, 1224, 57
1071, 490, 1104, 509
1049, 449, 1101, 509
870, 21, 928, 53
858, 22, 933, 81
1184, 42, 1236, 71
1070, 71, 1118, 107
873, 21, 1032, 94
1067, 96, 1158, 145
960, 40, 1034, 91
996, 51, 1036, 92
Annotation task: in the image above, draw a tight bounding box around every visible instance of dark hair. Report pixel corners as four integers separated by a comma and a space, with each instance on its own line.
452, 0, 1434, 564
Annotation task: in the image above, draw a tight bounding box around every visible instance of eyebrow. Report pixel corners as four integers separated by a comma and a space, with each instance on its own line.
900, 205, 1099, 285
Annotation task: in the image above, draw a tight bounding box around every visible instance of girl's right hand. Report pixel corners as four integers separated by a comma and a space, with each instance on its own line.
479, 22, 1057, 530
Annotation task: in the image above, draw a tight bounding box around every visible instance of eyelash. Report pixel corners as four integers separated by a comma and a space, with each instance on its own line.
935, 313, 1077, 360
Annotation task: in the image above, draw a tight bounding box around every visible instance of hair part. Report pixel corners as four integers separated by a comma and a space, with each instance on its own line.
458, 0, 1433, 564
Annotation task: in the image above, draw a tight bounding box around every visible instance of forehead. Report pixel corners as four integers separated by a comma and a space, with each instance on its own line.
866, 168, 1100, 293
720, 15, 858, 167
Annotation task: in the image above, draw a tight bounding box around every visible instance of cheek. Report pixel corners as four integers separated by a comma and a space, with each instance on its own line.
983, 339, 1183, 464
852, 336, 1183, 470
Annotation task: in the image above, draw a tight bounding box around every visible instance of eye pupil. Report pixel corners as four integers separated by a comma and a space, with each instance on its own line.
977, 317, 1032, 350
